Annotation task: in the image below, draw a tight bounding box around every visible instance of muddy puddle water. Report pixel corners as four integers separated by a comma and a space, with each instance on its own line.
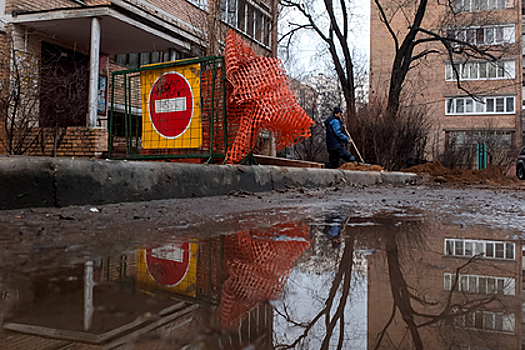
0, 208, 521, 349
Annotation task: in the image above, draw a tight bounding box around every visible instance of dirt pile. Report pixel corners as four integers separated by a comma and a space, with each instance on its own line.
402, 161, 516, 185
339, 163, 385, 172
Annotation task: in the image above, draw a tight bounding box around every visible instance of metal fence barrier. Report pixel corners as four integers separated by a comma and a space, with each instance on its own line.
109, 56, 227, 163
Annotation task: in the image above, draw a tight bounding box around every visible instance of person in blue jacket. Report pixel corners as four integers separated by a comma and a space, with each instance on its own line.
324, 106, 356, 169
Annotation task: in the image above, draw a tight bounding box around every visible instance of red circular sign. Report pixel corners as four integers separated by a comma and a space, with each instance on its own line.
148, 72, 194, 138
145, 242, 191, 287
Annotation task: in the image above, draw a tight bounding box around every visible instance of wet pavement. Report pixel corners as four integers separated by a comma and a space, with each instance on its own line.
1, 185, 525, 349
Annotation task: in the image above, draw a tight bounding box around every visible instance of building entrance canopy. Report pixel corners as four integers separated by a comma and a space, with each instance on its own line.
11, 6, 192, 54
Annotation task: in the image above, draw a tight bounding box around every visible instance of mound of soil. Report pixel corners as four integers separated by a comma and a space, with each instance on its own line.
339, 163, 385, 172
402, 161, 449, 176
402, 161, 515, 185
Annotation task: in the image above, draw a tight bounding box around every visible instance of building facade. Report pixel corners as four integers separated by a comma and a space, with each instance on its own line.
0, 0, 278, 158
370, 0, 523, 165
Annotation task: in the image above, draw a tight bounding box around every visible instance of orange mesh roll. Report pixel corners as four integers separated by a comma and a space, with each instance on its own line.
219, 222, 310, 328
224, 30, 314, 164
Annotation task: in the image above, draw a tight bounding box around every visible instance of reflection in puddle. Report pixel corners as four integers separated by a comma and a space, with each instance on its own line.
0, 210, 522, 349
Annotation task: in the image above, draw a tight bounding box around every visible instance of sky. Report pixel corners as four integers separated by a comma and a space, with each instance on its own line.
278, 0, 371, 80
273, 267, 367, 349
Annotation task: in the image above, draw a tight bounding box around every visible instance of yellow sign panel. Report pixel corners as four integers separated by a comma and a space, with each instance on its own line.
136, 241, 198, 297
140, 62, 202, 149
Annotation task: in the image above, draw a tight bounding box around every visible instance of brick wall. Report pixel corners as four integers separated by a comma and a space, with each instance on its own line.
7, 0, 76, 13
4, 127, 108, 158
6, 0, 111, 13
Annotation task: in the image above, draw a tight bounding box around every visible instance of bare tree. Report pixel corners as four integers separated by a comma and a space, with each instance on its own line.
0, 33, 40, 155
371, 0, 517, 169
292, 73, 345, 162
349, 97, 432, 169
280, 0, 362, 125
0, 32, 89, 156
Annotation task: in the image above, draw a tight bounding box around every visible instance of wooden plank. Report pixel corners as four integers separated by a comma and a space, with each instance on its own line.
254, 155, 324, 168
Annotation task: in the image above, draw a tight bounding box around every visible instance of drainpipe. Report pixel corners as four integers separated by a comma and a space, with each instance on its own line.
88, 17, 101, 128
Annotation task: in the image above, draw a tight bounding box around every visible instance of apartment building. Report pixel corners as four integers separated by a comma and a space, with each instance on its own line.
369, 0, 523, 164
0, 0, 277, 157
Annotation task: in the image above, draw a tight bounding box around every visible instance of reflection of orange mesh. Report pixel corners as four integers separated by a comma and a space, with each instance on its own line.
220, 222, 310, 328
224, 30, 314, 164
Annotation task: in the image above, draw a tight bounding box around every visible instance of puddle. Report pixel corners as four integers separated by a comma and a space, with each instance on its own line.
0, 209, 521, 349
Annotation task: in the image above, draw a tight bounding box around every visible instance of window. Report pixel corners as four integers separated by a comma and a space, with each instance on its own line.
237, 0, 246, 32
445, 60, 515, 81
486, 242, 494, 257
247, 5, 254, 36
444, 239, 515, 259
139, 52, 150, 66
444, 273, 452, 290
450, 310, 516, 333
445, 96, 515, 115
448, 130, 512, 147
505, 242, 515, 258
448, 24, 515, 46
114, 51, 181, 69
456, 99, 465, 113
446, 99, 455, 114
187, 0, 208, 10
453, 0, 514, 12
254, 9, 263, 42
446, 239, 454, 255
220, 0, 272, 46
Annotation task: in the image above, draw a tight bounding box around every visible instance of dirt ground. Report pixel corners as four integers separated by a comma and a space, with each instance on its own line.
401, 161, 521, 186
339, 161, 523, 187
339, 163, 385, 172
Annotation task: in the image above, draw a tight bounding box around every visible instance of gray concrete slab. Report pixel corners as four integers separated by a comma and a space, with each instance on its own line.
0, 156, 420, 209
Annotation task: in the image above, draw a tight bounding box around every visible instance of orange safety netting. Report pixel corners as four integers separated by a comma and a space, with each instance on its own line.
219, 222, 311, 328
224, 30, 314, 164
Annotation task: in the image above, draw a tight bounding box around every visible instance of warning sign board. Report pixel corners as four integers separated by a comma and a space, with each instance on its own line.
141, 63, 202, 149
136, 241, 198, 297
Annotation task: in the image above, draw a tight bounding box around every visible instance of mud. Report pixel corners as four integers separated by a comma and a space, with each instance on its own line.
402, 161, 520, 185
338, 163, 385, 171
0, 184, 524, 273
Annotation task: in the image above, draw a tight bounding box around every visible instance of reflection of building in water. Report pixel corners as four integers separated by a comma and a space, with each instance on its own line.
1, 223, 310, 349
367, 222, 522, 350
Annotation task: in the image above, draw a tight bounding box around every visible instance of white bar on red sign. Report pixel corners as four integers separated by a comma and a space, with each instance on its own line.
151, 245, 184, 262
155, 97, 187, 113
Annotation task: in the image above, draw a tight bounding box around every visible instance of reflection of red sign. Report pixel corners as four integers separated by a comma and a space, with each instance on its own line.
148, 72, 194, 138
145, 242, 190, 287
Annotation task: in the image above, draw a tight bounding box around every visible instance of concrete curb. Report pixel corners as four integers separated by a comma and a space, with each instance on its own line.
0, 157, 420, 209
